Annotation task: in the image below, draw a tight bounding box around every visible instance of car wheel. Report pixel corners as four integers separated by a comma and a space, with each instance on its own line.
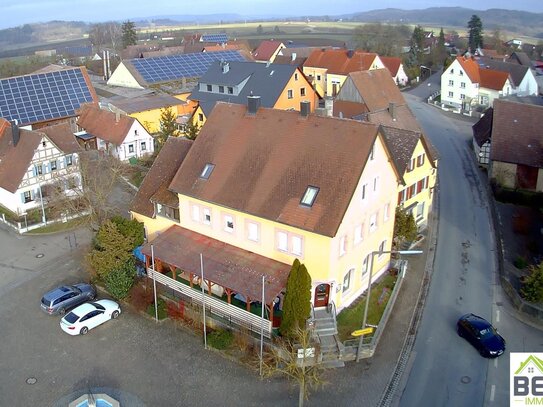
80, 327, 89, 335
479, 348, 487, 357
111, 310, 120, 319
457, 327, 464, 337
58, 308, 66, 316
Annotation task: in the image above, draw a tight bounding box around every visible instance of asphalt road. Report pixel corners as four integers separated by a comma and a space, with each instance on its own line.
397, 79, 543, 406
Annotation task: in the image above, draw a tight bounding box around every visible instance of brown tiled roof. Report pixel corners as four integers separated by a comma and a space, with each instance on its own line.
472, 108, 493, 147
0, 120, 42, 193
490, 99, 543, 168
380, 56, 402, 77
169, 102, 384, 238
333, 100, 369, 119
77, 104, 135, 145
456, 56, 481, 83
303, 49, 379, 75
347, 69, 405, 111
140, 224, 291, 303
131, 137, 193, 218
364, 104, 422, 133
273, 55, 307, 66
110, 93, 185, 114
479, 68, 509, 90
39, 122, 82, 154
253, 40, 284, 62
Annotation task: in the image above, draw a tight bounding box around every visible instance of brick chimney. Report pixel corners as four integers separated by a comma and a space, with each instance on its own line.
300, 101, 310, 117
247, 95, 261, 115
388, 102, 396, 120
10, 120, 20, 146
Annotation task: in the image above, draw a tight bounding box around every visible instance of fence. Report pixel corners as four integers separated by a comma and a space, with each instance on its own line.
0, 210, 89, 234
148, 268, 272, 338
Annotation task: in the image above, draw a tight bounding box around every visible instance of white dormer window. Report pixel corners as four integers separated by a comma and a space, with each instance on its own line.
301, 186, 319, 207
206, 84, 212, 92
200, 163, 215, 179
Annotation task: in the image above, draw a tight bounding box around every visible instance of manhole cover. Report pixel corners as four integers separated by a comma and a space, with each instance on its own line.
26, 377, 37, 385
35, 253, 44, 258
460, 376, 471, 384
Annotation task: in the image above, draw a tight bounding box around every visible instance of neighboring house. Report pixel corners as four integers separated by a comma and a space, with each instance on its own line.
477, 57, 538, 97
380, 56, 408, 86
107, 93, 196, 134
489, 99, 543, 191
76, 104, 154, 161
303, 49, 384, 97
333, 69, 422, 132
273, 46, 334, 66
472, 107, 493, 166
0, 66, 98, 130
187, 61, 319, 125
107, 50, 250, 89
252, 40, 286, 63
131, 100, 402, 338
478, 68, 513, 107
507, 51, 532, 67
0, 120, 81, 217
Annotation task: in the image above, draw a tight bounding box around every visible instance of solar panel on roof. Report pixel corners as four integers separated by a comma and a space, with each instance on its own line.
0, 68, 94, 126
201, 33, 228, 43
130, 50, 245, 85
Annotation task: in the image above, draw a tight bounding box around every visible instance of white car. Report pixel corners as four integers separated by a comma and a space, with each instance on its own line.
60, 299, 121, 335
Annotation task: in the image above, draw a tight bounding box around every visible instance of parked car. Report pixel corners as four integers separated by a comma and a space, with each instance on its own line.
40, 283, 96, 315
60, 300, 121, 336
457, 313, 506, 357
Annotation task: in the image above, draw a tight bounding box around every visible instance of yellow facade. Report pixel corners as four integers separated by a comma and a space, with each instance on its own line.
273, 70, 318, 112
397, 140, 437, 229
302, 66, 327, 98
128, 102, 192, 134
135, 131, 399, 311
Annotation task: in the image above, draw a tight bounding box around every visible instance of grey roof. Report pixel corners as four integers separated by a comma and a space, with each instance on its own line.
110, 93, 185, 114
472, 107, 493, 147
508, 51, 533, 67
501, 95, 543, 106
189, 61, 300, 114
477, 57, 531, 87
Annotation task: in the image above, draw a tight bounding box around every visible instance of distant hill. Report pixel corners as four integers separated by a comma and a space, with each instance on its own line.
341, 7, 543, 38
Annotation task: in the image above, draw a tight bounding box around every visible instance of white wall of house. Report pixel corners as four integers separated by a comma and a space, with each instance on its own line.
394, 64, 409, 86
107, 62, 144, 89
97, 120, 154, 161
440, 60, 479, 109
517, 70, 539, 96
479, 79, 513, 108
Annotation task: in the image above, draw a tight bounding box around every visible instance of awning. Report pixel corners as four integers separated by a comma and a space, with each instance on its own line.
141, 225, 291, 304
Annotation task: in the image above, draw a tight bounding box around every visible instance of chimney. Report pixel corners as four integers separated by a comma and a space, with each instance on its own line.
291, 52, 297, 61
10, 120, 20, 146
388, 102, 396, 120
115, 111, 120, 123
324, 97, 334, 117
247, 95, 261, 115
300, 101, 310, 117
221, 60, 230, 73
347, 49, 354, 58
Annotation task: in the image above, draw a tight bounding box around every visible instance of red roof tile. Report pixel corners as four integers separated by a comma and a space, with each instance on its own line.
77, 104, 135, 145
479, 68, 510, 90
253, 40, 284, 62
303, 49, 379, 75
456, 56, 480, 83
380, 56, 402, 77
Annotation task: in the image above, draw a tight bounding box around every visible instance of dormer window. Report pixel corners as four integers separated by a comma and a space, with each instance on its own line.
301, 186, 319, 207
200, 163, 215, 180
206, 84, 212, 92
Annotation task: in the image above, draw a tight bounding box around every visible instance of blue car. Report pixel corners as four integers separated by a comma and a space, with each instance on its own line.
457, 313, 506, 358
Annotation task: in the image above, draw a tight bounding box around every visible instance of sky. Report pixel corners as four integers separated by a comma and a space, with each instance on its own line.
1, 0, 541, 29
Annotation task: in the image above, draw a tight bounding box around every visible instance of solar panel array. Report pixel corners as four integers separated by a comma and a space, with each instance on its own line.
0, 68, 94, 126
201, 33, 228, 43
131, 50, 246, 84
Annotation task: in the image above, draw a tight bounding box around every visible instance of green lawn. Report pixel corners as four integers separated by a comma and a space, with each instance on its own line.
28, 216, 87, 234
336, 274, 397, 341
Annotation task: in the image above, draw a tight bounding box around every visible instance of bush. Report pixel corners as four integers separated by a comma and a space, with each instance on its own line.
104, 258, 137, 300
514, 256, 528, 270
521, 262, 543, 303
129, 282, 153, 312
207, 329, 234, 350
110, 216, 145, 248
166, 300, 185, 321
147, 298, 167, 320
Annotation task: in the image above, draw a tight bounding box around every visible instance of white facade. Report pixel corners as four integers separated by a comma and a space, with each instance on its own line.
107, 62, 144, 89
97, 119, 154, 161
393, 64, 409, 87
516, 69, 539, 96
478, 78, 513, 108
440, 59, 479, 109
0, 135, 81, 216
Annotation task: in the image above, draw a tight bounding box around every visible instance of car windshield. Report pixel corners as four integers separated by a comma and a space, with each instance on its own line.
41, 297, 50, 306
63, 312, 79, 323
91, 302, 105, 311
479, 327, 495, 339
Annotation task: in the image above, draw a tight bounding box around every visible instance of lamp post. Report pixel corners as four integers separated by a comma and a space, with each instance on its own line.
356, 249, 423, 362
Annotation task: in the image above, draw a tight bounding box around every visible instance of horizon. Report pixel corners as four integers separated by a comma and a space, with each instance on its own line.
1, 1, 542, 30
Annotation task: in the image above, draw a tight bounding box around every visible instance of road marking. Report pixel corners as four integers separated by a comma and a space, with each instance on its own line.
490, 385, 496, 402
496, 309, 500, 323
494, 358, 498, 368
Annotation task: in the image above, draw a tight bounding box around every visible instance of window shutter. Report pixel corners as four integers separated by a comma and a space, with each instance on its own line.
20, 192, 25, 203
33, 166, 38, 177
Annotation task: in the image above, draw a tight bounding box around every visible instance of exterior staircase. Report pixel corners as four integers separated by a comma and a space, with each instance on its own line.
312, 305, 345, 368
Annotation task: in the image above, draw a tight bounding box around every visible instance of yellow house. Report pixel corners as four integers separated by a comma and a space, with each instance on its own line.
131, 100, 403, 339
108, 93, 194, 134
303, 49, 384, 97
187, 60, 319, 125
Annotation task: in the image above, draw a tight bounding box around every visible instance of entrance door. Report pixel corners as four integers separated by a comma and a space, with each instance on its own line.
314, 283, 330, 308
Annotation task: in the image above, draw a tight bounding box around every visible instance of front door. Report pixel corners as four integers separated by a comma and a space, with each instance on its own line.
314, 283, 330, 308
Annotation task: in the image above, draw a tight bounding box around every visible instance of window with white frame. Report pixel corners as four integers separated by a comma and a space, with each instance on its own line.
228, 86, 234, 94
301, 186, 319, 207
206, 84, 212, 92
247, 221, 259, 242
417, 202, 425, 219
448, 91, 454, 98
66, 155, 73, 166
449, 69, 454, 74
448, 80, 454, 86
416, 154, 425, 167
224, 214, 234, 233
50, 160, 57, 171
300, 87, 306, 96
287, 89, 293, 99
407, 158, 415, 172
459, 71, 464, 76
203, 208, 211, 225
23, 190, 33, 203
343, 269, 353, 293
384, 203, 390, 222
128, 144, 134, 153
373, 176, 379, 193
294, 73, 298, 80
200, 163, 215, 179
369, 143, 375, 160
460, 82, 466, 88
277, 231, 288, 252
460, 94, 465, 100
292, 235, 303, 256
339, 235, 347, 257
191, 205, 200, 222
219, 85, 225, 93
362, 254, 370, 276
141, 142, 146, 151
361, 183, 368, 201
316, 74, 321, 81
378, 240, 387, 257
354, 224, 363, 245
369, 213, 378, 232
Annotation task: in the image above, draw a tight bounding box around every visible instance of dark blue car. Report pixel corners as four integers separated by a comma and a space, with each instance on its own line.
457, 313, 506, 358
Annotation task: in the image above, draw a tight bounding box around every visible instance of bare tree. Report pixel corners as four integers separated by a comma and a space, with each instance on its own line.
262, 326, 327, 407
88, 22, 122, 51
45, 151, 126, 231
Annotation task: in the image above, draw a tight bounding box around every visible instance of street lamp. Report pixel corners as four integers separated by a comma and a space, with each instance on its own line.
356, 249, 423, 362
